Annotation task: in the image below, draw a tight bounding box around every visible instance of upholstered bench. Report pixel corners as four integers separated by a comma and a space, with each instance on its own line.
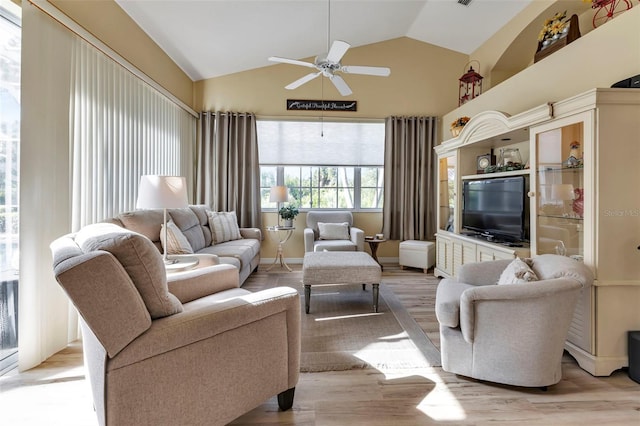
302, 251, 382, 314
399, 240, 435, 273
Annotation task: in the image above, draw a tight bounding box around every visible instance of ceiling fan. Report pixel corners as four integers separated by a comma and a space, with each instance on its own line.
268, 40, 391, 96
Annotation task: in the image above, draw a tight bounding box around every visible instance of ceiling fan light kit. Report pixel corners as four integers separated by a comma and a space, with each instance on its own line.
269, 39, 391, 96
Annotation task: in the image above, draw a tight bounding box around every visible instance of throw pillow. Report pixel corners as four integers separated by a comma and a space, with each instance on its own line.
318, 222, 350, 240
75, 223, 183, 319
207, 211, 242, 244
160, 220, 194, 254
497, 257, 539, 285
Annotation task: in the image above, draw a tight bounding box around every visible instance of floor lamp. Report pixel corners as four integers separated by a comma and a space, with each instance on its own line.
136, 175, 189, 264
270, 186, 288, 228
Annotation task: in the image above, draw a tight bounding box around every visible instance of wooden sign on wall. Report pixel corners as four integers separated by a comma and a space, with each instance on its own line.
286, 99, 357, 111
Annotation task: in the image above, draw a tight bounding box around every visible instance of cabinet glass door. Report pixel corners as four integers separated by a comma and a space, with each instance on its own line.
535, 122, 584, 257
438, 155, 456, 232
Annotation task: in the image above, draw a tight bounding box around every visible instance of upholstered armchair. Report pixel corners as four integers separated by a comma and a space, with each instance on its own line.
435, 254, 593, 388
304, 210, 364, 252
50, 223, 300, 426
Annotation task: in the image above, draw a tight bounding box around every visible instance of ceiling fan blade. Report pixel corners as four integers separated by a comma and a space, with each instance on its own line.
341, 65, 391, 77
268, 56, 317, 69
330, 74, 352, 96
285, 72, 322, 90
326, 40, 350, 63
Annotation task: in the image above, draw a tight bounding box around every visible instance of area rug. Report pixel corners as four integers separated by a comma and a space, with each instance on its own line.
299, 282, 441, 372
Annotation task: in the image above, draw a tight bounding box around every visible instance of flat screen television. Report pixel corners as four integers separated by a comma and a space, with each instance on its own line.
462, 176, 528, 243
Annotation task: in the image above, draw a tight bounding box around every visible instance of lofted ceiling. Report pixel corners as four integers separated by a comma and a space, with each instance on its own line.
115, 0, 534, 82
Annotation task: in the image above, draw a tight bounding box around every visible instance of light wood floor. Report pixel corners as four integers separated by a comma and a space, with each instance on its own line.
1, 265, 638, 425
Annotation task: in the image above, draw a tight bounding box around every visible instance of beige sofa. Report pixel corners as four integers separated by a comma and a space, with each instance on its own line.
50, 222, 300, 426
106, 205, 260, 285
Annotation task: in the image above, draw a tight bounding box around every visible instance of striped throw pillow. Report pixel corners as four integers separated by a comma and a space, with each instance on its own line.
160, 220, 194, 254
207, 211, 242, 244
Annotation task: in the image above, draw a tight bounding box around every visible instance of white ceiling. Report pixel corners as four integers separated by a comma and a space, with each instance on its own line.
115, 0, 533, 81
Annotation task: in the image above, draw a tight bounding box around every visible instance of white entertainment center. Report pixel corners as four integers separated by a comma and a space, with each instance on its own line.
434, 88, 640, 376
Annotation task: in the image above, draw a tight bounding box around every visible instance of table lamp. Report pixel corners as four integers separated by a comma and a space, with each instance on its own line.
269, 186, 288, 228
136, 175, 189, 264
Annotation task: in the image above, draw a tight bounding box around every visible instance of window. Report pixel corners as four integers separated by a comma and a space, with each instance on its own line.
258, 120, 384, 210
0, 0, 20, 375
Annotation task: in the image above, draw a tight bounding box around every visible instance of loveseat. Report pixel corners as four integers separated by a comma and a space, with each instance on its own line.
50, 222, 300, 426
106, 205, 260, 284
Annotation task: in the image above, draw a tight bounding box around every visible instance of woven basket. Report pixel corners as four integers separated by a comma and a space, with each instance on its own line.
450, 126, 464, 137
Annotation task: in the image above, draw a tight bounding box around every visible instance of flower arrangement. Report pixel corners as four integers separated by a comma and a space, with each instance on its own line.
538, 10, 568, 42
278, 205, 299, 220
450, 116, 470, 130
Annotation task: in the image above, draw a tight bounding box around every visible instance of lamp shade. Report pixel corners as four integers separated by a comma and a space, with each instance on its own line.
136, 175, 189, 209
269, 186, 288, 203
551, 184, 575, 201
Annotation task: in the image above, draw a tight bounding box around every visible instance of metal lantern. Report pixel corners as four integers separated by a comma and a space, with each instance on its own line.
458, 62, 483, 106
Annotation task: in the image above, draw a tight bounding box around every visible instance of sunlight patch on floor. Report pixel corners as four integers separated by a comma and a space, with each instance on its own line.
315, 312, 384, 321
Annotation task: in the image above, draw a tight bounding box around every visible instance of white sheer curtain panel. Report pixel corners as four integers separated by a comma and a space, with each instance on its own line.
20, 2, 196, 371
70, 38, 195, 230
20, 1, 75, 372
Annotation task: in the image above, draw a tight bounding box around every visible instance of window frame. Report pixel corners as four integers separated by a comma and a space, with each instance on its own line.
260, 165, 384, 212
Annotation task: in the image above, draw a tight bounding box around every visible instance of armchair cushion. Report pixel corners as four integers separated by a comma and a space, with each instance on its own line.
318, 222, 350, 240
51, 240, 152, 358
207, 211, 242, 244
167, 262, 239, 304
531, 253, 592, 286
497, 257, 538, 285
160, 220, 194, 254
76, 223, 183, 319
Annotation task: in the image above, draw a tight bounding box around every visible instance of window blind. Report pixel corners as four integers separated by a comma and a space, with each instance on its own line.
257, 120, 384, 166
70, 37, 195, 230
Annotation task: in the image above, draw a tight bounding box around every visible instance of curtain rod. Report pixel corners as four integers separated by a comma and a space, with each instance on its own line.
28, 0, 198, 118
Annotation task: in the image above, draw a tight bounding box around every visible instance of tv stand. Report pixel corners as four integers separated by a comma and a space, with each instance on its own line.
434, 231, 530, 278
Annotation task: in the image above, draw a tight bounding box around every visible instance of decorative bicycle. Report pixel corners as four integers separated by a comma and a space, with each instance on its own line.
589, 0, 633, 27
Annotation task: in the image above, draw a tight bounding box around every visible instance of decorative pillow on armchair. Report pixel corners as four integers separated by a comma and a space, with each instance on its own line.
207, 211, 242, 244
317, 222, 350, 240
160, 220, 193, 254
497, 257, 538, 285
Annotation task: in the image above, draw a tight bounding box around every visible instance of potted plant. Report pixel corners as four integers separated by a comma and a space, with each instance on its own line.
278, 205, 299, 228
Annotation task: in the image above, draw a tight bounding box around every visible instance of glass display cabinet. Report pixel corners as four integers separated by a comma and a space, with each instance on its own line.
533, 120, 585, 259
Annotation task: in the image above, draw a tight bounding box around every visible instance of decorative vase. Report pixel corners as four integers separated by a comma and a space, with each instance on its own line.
283, 219, 293, 228
451, 126, 464, 137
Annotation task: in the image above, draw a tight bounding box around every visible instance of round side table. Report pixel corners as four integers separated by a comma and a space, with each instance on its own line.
266, 226, 295, 272
365, 238, 387, 270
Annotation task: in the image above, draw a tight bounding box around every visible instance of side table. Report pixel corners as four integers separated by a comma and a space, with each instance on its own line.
266, 226, 295, 272
364, 237, 387, 270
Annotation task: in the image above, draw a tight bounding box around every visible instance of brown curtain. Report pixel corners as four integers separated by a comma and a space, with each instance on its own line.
382, 116, 438, 241
196, 111, 262, 229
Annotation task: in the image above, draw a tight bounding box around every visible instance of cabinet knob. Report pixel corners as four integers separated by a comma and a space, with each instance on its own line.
527, 191, 535, 198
